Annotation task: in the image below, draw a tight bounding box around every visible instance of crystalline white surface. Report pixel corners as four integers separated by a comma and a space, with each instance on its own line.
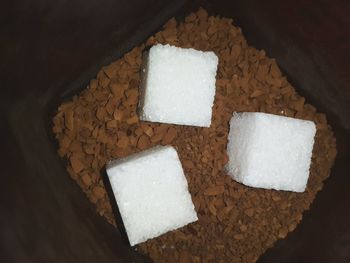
226, 112, 316, 192
139, 44, 218, 127
106, 146, 198, 246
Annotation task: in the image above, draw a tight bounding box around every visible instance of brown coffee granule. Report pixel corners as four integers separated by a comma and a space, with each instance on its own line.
52, 8, 337, 263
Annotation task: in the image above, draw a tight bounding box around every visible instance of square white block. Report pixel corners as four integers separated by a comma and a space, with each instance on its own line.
226, 112, 316, 192
106, 146, 198, 246
139, 44, 218, 127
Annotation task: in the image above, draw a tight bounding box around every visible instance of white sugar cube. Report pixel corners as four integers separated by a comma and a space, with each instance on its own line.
226, 112, 316, 192
106, 146, 198, 246
139, 44, 218, 127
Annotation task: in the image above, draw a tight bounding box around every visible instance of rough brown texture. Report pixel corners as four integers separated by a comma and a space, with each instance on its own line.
52, 8, 337, 263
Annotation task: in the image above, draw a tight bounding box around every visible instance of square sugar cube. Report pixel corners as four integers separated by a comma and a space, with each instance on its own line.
106, 146, 198, 246
226, 112, 316, 192
139, 44, 218, 127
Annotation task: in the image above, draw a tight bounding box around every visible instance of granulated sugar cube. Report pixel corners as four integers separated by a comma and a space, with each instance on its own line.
106, 146, 198, 246
139, 44, 218, 127
226, 112, 316, 192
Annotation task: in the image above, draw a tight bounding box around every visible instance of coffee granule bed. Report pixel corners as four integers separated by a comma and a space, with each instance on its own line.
52, 8, 337, 263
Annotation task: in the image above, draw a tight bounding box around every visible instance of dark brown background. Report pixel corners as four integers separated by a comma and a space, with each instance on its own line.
1, 0, 349, 262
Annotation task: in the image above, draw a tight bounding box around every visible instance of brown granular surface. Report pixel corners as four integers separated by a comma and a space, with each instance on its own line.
52, 8, 337, 263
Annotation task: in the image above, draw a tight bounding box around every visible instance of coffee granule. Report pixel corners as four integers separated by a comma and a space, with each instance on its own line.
52, 8, 337, 263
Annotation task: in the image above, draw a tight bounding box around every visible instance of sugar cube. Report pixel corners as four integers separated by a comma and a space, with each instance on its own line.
139, 44, 218, 127
106, 146, 198, 246
226, 112, 316, 192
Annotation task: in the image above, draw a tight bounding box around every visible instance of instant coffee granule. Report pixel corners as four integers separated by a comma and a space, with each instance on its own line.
52, 8, 337, 263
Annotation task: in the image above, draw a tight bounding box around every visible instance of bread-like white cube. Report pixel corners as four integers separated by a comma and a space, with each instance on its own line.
106, 146, 198, 246
226, 112, 316, 192
139, 44, 218, 127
